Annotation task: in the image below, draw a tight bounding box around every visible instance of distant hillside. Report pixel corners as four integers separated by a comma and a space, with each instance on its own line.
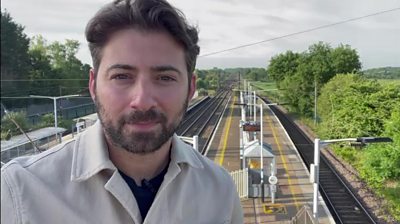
362, 67, 400, 79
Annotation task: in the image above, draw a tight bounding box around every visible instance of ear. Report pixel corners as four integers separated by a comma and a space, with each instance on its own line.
188, 74, 197, 101
89, 69, 96, 102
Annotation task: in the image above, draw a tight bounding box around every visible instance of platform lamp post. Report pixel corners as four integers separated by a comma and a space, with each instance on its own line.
29, 94, 80, 143
247, 102, 278, 202
260, 103, 264, 202
311, 137, 393, 222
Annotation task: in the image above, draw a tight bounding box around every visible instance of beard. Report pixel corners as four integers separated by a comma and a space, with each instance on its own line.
94, 95, 188, 155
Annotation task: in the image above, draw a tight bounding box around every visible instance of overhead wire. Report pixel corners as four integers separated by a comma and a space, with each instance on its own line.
1, 79, 88, 82
1, 86, 89, 97
199, 7, 400, 57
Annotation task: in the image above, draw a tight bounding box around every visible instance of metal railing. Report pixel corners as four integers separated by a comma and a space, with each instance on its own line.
230, 168, 249, 199
290, 205, 317, 224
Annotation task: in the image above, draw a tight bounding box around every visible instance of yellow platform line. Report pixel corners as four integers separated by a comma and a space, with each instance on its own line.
265, 109, 300, 211
216, 96, 236, 166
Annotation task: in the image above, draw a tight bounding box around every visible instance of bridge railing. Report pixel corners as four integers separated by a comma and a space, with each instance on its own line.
230, 168, 248, 199
290, 205, 317, 224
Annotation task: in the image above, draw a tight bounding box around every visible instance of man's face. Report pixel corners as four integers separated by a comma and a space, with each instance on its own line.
89, 29, 196, 154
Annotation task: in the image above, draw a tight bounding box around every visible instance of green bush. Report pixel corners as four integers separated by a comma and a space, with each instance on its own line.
358, 107, 400, 185
1, 111, 30, 138
39, 113, 55, 127
359, 144, 400, 187
35, 113, 73, 130
332, 145, 360, 164
58, 118, 74, 130
198, 88, 208, 96
358, 108, 400, 222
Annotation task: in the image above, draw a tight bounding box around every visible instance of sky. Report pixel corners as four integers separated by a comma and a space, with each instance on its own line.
1, 0, 400, 70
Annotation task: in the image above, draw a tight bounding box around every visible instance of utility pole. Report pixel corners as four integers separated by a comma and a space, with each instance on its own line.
314, 79, 317, 125
238, 71, 241, 90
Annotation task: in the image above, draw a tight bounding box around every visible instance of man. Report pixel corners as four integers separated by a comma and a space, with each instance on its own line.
1, 0, 243, 223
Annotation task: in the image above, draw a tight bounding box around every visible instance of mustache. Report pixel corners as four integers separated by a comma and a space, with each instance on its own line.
121, 109, 166, 124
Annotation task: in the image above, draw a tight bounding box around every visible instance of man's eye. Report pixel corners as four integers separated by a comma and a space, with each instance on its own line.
159, 76, 176, 82
112, 74, 130, 80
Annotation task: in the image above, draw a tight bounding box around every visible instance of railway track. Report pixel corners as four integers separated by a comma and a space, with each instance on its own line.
260, 97, 376, 224
177, 90, 231, 154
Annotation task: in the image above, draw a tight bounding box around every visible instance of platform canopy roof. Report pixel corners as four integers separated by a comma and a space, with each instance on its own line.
1, 127, 66, 152
244, 139, 274, 158
73, 113, 98, 122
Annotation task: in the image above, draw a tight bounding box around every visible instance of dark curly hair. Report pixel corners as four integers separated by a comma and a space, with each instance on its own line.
85, 0, 200, 80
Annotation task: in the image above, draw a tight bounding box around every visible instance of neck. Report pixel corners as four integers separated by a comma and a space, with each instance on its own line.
107, 137, 172, 186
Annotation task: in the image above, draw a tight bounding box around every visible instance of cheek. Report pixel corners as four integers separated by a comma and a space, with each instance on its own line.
96, 88, 129, 113
161, 91, 188, 113
166, 86, 187, 100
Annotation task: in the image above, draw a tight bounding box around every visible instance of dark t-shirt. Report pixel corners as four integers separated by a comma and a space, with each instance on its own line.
119, 165, 168, 220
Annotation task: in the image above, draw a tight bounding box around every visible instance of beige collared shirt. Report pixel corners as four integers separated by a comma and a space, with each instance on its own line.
1, 122, 243, 224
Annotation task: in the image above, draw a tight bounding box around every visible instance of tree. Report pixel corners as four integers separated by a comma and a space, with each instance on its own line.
267, 50, 300, 88
1, 13, 90, 98
1, 10, 31, 96
267, 42, 362, 117
245, 68, 268, 81
29, 35, 57, 96
317, 73, 399, 139
331, 44, 361, 75
29, 37, 90, 96
196, 78, 207, 89
362, 67, 400, 79
307, 42, 334, 84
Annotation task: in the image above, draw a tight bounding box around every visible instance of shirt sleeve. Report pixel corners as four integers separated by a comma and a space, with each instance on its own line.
1, 168, 20, 224
230, 182, 244, 224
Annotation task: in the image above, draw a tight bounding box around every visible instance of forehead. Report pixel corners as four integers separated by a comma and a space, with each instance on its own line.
99, 29, 186, 72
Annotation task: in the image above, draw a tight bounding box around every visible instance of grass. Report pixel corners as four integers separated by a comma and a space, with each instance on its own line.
380, 182, 400, 221
249, 81, 285, 104
332, 145, 361, 165
251, 81, 277, 90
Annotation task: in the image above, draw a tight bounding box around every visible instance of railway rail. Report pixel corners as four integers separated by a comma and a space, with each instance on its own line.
261, 97, 376, 224
177, 90, 231, 154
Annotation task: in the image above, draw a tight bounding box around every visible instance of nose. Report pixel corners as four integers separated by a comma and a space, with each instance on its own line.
128, 78, 157, 111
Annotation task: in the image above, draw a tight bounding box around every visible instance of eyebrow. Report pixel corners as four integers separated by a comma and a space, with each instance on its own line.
150, 65, 182, 76
106, 64, 137, 73
106, 64, 182, 76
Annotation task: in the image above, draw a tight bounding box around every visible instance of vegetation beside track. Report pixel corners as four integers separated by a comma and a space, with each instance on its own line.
254, 76, 400, 221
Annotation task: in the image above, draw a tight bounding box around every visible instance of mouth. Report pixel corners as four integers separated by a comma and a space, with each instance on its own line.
125, 120, 160, 131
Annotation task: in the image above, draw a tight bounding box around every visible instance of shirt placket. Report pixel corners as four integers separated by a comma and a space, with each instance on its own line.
104, 170, 143, 224
143, 162, 181, 224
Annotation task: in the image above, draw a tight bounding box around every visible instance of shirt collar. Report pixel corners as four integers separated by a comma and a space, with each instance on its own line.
71, 121, 203, 182
170, 134, 204, 169
71, 121, 115, 182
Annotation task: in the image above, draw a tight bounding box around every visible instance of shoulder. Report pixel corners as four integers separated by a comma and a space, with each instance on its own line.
170, 139, 243, 221
172, 135, 234, 187
193, 148, 234, 183
1, 139, 76, 223
1, 138, 76, 181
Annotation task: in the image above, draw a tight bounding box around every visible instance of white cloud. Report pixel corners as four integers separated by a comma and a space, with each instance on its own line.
2, 0, 399, 69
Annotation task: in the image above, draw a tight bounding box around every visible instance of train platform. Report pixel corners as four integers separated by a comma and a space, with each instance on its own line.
206, 93, 335, 223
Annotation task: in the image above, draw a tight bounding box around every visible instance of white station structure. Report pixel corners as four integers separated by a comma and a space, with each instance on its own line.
238, 83, 278, 203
